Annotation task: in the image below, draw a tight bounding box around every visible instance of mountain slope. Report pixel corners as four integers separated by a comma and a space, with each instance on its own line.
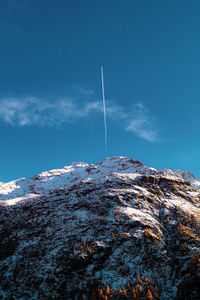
0, 157, 200, 299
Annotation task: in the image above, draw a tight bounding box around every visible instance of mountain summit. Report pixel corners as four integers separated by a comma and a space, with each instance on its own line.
0, 157, 200, 299
1, 156, 200, 203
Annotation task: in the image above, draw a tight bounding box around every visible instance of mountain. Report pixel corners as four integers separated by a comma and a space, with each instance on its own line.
0, 157, 200, 299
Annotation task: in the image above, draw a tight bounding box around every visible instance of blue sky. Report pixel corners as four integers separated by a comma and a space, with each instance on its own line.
1, 0, 200, 181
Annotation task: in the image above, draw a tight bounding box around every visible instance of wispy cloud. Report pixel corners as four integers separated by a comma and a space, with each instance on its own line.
103, 101, 158, 142
126, 103, 158, 142
0, 95, 159, 142
0, 97, 101, 127
76, 87, 94, 96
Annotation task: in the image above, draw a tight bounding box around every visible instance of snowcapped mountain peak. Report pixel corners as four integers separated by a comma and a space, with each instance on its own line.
98, 156, 144, 167
0, 156, 200, 204
71, 161, 89, 168
174, 169, 196, 180
174, 169, 200, 190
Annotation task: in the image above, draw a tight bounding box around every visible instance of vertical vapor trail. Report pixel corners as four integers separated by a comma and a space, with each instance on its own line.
101, 66, 107, 155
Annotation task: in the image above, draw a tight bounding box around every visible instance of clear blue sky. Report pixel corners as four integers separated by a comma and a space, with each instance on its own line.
1, 0, 200, 181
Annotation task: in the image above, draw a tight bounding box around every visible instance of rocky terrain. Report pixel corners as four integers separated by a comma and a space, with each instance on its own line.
0, 156, 200, 299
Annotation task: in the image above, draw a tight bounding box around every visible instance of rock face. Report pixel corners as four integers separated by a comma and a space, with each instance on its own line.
0, 157, 200, 299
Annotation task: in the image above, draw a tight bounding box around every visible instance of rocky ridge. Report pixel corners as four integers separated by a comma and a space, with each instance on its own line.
0, 157, 200, 299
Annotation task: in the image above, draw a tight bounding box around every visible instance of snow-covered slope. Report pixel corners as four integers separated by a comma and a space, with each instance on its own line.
0, 157, 200, 299
1, 156, 199, 204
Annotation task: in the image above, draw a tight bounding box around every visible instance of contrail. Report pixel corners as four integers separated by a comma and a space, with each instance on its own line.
101, 65, 107, 155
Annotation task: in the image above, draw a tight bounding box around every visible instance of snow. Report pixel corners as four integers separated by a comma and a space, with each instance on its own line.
95, 241, 106, 247
1, 156, 200, 205
120, 206, 160, 228
0, 193, 40, 206
163, 208, 170, 216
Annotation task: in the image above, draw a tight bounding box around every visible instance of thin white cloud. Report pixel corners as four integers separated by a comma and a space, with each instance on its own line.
0, 96, 159, 142
126, 103, 158, 142
76, 87, 94, 96
105, 101, 158, 142
0, 97, 101, 127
